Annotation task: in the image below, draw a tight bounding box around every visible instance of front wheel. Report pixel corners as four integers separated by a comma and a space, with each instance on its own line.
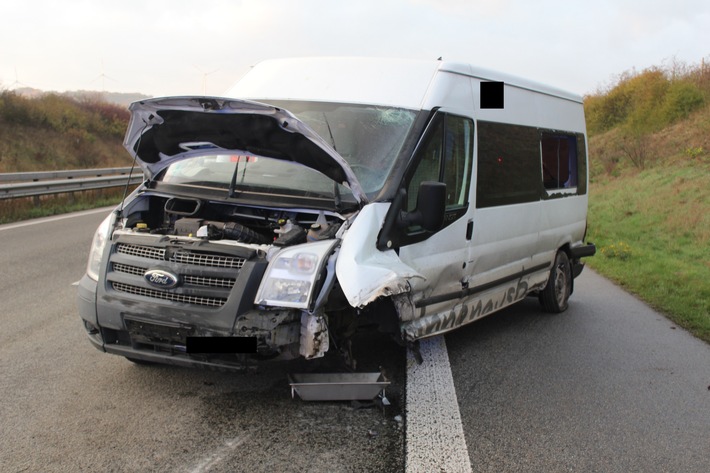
539, 250, 572, 313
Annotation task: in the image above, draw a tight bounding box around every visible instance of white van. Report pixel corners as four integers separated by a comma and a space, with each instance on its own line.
77, 57, 595, 368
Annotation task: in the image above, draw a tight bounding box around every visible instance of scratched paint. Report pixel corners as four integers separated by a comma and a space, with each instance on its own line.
401, 277, 534, 341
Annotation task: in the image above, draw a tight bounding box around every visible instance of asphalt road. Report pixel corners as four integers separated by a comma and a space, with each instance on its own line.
447, 270, 710, 472
0, 209, 405, 473
1, 208, 708, 472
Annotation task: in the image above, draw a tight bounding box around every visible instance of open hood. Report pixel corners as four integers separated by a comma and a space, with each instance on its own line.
124, 96, 368, 204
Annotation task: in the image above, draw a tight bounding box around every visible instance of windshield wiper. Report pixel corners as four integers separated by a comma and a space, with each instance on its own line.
228, 159, 240, 198
228, 156, 252, 198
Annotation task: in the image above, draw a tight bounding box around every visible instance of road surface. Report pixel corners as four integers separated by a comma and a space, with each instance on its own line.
1, 209, 708, 472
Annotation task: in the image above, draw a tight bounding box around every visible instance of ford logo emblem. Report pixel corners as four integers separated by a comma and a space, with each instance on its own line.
144, 269, 180, 289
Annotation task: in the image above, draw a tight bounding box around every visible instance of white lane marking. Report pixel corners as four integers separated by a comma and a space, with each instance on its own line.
0, 206, 115, 232
188, 433, 252, 473
406, 336, 472, 473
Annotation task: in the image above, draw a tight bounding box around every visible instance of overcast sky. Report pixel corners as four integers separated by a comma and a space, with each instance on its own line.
1, 0, 708, 98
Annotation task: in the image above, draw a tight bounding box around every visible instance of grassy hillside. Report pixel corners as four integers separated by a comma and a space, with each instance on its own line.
584, 59, 710, 342
0, 91, 131, 173
0, 91, 133, 223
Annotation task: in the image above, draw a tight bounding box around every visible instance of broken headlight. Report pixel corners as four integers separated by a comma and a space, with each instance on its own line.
255, 240, 337, 309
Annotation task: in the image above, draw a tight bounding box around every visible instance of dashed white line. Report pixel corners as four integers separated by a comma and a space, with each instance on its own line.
406, 335, 472, 473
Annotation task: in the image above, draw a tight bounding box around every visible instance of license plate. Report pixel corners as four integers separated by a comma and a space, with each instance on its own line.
124, 317, 194, 345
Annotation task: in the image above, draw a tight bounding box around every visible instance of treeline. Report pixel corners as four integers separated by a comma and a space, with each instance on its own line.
0, 91, 131, 172
584, 57, 710, 173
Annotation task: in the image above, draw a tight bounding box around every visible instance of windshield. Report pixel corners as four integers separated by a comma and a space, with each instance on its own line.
160, 153, 350, 202
156, 101, 417, 202
260, 100, 417, 193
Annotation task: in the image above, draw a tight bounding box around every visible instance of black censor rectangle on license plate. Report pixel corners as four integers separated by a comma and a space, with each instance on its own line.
186, 336, 257, 353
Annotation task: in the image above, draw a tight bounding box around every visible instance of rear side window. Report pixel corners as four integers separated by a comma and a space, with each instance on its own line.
476, 122, 588, 208
541, 133, 578, 190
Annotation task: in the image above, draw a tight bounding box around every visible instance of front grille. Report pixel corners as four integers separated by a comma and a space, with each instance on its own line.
116, 243, 245, 269
112, 262, 144, 276
112, 282, 227, 307
170, 251, 244, 269
116, 244, 165, 261
183, 274, 235, 288
112, 262, 236, 289
109, 240, 248, 308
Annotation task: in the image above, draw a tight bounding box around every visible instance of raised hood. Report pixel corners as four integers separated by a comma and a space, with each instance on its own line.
124, 96, 368, 204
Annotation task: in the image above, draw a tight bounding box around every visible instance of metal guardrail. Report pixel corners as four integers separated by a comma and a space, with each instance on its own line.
0, 167, 144, 200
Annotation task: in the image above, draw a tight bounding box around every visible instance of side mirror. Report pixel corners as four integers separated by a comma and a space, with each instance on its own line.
400, 181, 446, 232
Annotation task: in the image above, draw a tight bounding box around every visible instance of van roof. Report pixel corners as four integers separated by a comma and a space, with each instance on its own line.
225, 57, 583, 109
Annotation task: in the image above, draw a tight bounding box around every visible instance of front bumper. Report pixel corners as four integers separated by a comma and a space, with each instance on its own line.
570, 242, 596, 279
76, 271, 303, 370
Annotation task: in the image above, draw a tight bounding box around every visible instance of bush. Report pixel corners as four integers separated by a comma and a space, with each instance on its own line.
661, 81, 705, 122
78, 98, 129, 138
585, 61, 708, 137
600, 241, 632, 260
0, 91, 129, 172
0, 91, 34, 126
0, 91, 128, 138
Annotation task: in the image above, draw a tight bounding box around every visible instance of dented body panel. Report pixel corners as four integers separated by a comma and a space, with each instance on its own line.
336, 203, 423, 308
78, 58, 595, 369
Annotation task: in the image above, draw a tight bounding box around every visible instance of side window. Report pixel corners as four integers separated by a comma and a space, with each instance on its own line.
476, 121, 540, 208
443, 116, 474, 208
541, 133, 578, 190
407, 115, 443, 211
407, 113, 474, 215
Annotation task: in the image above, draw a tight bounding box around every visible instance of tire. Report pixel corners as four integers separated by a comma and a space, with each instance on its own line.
539, 250, 572, 313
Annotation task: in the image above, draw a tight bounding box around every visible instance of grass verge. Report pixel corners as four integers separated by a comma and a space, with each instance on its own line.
586, 160, 710, 343
0, 188, 130, 225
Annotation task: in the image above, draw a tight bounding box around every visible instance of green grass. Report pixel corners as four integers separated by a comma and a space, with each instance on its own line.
586, 161, 710, 343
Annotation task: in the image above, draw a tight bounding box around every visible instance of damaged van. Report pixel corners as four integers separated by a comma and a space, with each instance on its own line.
77, 57, 595, 369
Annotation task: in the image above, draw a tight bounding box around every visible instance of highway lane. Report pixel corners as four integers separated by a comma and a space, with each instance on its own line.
2, 208, 709, 472
447, 269, 710, 472
0, 209, 405, 473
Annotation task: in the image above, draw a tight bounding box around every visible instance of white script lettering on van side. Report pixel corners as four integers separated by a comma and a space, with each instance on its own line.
401, 278, 529, 341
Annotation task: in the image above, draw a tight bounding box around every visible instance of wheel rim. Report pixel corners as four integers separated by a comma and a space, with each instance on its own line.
554, 263, 568, 307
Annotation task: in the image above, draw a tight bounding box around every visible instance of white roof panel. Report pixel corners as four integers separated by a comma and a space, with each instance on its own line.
226, 57, 441, 109
225, 57, 583, 109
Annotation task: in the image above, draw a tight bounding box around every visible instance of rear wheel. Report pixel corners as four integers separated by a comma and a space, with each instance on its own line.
539, 250, 572, 313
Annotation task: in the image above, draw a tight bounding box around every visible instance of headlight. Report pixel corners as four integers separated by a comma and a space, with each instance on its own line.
255, 240, 338, 309
86, 214, 113, 281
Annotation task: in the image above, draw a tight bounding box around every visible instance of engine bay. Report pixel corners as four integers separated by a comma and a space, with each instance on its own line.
116, 193, 346, 248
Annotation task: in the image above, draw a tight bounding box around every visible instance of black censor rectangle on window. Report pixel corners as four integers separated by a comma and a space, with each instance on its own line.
186, 336, 257, 353
480, 81, 504, 109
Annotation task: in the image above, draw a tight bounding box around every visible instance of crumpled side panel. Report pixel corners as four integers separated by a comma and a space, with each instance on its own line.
336, 203, 424, 308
